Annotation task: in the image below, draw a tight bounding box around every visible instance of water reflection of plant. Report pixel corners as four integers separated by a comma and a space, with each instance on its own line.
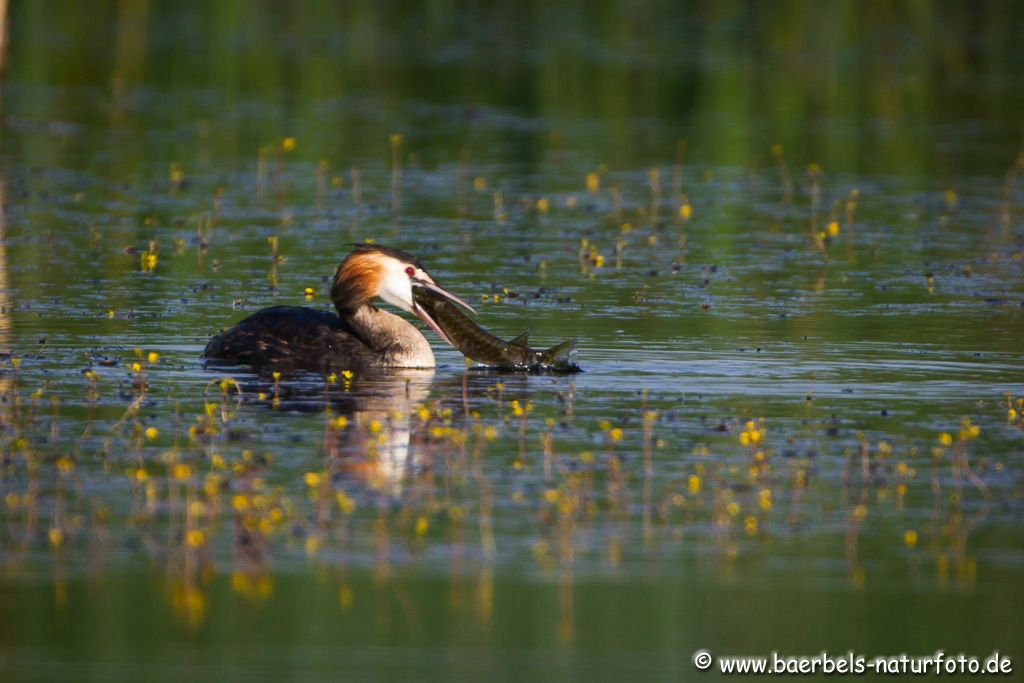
0, 348, 1015, 636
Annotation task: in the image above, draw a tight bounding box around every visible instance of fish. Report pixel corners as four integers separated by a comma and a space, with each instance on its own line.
413, 288, 581, 373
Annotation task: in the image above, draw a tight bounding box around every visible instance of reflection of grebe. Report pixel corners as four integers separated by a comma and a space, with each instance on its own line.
203, 245, 474, 371
329, 369, 436, 494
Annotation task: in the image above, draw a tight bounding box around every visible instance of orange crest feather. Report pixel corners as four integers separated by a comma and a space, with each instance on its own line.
331, 252, 383, 313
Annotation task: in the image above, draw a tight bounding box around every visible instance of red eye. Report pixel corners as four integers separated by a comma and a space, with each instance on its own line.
405, 266, 415, 277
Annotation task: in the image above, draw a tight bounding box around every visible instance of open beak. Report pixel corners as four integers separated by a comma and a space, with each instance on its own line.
412, 278, 477, 315
412, 300, 456, 347
410, 278, 476, 348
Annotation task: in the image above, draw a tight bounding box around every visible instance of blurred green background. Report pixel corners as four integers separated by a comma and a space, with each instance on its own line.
7, 0, 1022, 174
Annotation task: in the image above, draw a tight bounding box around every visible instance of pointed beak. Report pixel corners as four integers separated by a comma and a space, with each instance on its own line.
411, 278, 477, 316
409, 278, 475, 348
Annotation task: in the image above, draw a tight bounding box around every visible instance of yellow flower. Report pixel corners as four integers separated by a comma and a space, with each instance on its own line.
938, 432, 953, 446
903, 529, 918, 547
338, 585, 354, 610
687, 475, 701, 494
231, 571, 249, 594
169, 163, 185, 184
585, 172, 600, 193
304, 472, 322, 488
145, 427, 159, 441
303, 287, 317, 299
185, 530, 206, 548
536, 197, 549, 214
281, 137, 297, 152
678, 201, 692, 221
414, 516, 429, 536
203, 473, 223, 496
336, 492, 356, 514
826, 221, 840, 237
608, 428, 623, 443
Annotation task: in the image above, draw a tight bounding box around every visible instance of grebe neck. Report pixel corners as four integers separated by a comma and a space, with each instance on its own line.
345, 305, 435, 368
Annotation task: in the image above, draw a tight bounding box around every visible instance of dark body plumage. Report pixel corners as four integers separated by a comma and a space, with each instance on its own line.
203, 306, 393, 372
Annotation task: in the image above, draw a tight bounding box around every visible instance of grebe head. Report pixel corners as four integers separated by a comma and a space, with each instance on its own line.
331, 244, 476, 346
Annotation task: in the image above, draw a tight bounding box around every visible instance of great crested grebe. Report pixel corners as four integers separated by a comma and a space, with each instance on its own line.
202, 244, 475, 371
